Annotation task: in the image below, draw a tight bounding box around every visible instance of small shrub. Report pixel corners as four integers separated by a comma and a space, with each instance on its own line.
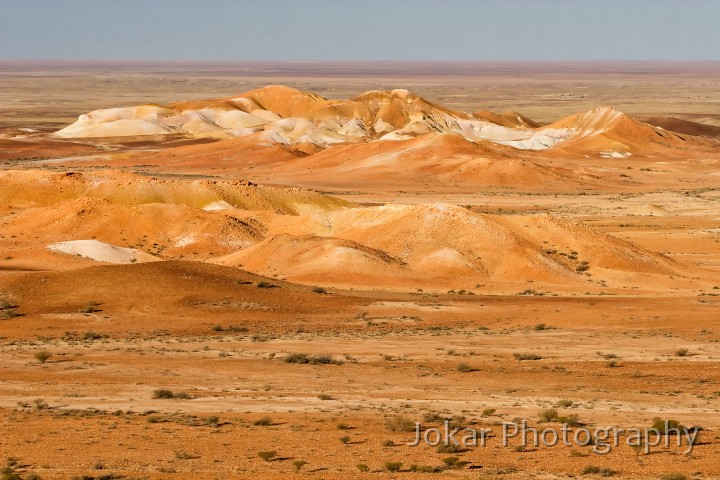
152, 389, 174, 399
385, 461, 402, 472
382, 440, 395, 446
255, 281, 273, 288
285, 352, 310, 363
83, 331, 103, 340
175, 451, 199, 460
457, 363, 474, 372
385, 416, 415, 432
482, 408, 496, 417
423, 412, 445, 423
558, 413, 581, 427
582, 465, 616, 476
533, 323, 547, 331
1, 310, 20, 319
152, 389, 191, 399
284, 353, 342, 365
293, 460, 308, 472
410, 465, 437, 473
337, 423, 352, 430
317, 394, 333, 400
80, 301, 100, 313
225, 324, 248, 333
0, 300, 16, 310
539, 408, 559, 423
650, 417, 683, 434
311, 286, 326, 294
441, 456, 468, 468
339, 435, 351, 444
254, 416, 273, 426
1, 460, 23, 480
436, 443, 462, 454
659, 475, 689, 480
556, 399, 574, 408
675, 348, 690, 357
356, 464, 370, 473
205, 416, 220, 427
0, 306, 20, 319
257, 450, 276, 462
514, 353, 542, 361
251, 333, 273, 342
447, 415, 466, 429
34, 351, 52, 364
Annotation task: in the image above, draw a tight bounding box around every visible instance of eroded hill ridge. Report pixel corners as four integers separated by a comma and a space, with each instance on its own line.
55, 85, 707, 154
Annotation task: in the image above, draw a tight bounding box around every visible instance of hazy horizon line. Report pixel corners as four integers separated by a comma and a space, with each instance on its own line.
3, 59, 720, 63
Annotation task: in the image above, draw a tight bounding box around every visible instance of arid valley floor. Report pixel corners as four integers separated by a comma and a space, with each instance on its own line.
1, 62, 720, 479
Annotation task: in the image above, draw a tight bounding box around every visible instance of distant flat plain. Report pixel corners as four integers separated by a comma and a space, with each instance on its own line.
2, 61, 720, 127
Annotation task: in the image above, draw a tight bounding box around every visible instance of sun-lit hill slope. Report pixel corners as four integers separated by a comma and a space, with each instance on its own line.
0, 169, 354, 271
219, 203, 687, 289
2, 197, 268, 259
546, 107, 712, 154
0, 170, 353, 214
265, 133, 591, 189
170, 84, 332, 119
0, 260, 364, 336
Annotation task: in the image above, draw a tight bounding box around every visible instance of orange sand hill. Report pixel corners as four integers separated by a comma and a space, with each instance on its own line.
0, 169, 705, 293
170, 84, 332, 119
261, 133, 594, 189
547, 107, 712, 154
0, 259, 367, 337
219, 203, 689, 290
0, 170, 350, 213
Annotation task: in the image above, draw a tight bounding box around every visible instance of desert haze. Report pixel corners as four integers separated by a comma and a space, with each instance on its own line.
1, 62, 720, 479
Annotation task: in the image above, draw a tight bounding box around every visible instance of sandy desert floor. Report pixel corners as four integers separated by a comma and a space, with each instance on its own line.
0, 62, 719, 479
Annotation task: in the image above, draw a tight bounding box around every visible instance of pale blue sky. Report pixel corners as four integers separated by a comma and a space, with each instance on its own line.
1, 0, 719, 60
